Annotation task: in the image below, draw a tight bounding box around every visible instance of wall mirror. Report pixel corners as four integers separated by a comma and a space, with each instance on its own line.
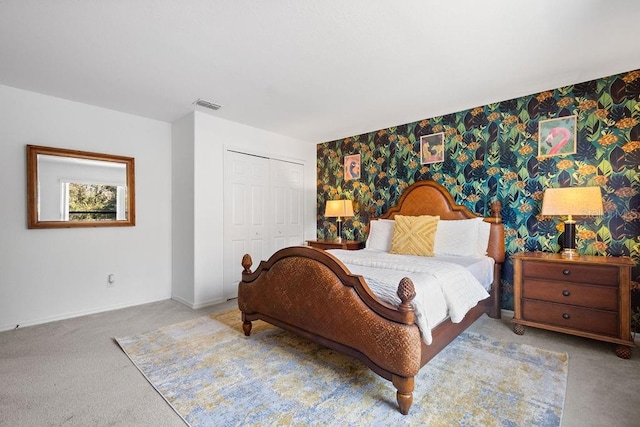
27, 145, 136, 228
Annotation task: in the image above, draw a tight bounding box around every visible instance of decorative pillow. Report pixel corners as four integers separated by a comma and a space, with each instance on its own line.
366, 219, 395, 251
390, 215, 439, 257
434, 217, 487, 257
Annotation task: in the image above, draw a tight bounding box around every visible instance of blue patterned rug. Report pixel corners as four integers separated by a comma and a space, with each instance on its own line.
115, 311, 568, 426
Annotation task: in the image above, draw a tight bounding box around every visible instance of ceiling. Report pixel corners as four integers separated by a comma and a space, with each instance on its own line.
1, 1, 639, 144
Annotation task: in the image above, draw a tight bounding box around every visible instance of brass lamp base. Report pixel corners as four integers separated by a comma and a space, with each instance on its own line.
561, 248, 579, 258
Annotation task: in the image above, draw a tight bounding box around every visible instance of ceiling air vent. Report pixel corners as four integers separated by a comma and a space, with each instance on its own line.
193, 98, 221, 110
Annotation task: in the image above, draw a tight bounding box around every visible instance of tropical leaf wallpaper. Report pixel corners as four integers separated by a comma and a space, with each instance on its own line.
316, 69, 640, 329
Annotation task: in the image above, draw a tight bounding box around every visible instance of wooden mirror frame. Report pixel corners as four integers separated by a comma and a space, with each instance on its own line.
27, 145, 136, 229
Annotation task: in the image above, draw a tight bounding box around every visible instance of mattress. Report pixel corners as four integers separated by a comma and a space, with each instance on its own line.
429, 254, 495, 290
327, 249, 492, 344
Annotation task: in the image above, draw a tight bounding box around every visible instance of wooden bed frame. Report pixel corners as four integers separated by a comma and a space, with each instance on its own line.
238, 180, 505, 414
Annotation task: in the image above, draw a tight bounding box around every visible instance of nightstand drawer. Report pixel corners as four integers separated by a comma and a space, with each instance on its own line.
522, 299, 618, 337
522, 280, 618, 311
522, 261, 618, 286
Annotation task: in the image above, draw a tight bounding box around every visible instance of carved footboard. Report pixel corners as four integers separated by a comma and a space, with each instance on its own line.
238, 246, 421, 414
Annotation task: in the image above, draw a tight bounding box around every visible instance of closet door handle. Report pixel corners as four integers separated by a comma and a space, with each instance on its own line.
562, 290, 570, 297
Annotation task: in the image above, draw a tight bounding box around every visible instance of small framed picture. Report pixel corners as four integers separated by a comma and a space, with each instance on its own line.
344, 154, 360, 181
538, 115, 577, 157
420, 132, 445, 164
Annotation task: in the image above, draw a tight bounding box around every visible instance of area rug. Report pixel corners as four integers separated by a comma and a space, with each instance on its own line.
115, 310, 568, 426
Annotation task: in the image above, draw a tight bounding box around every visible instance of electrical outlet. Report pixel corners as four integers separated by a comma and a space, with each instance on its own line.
107, 274, 115, 287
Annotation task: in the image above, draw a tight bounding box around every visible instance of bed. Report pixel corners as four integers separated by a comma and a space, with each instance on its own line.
238, 180, 505, 415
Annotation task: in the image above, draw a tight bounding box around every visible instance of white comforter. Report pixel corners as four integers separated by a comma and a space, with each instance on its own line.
326, 249, 490, 345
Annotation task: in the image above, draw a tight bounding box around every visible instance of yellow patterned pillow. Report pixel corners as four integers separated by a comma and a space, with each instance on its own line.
390, 215, 440, 256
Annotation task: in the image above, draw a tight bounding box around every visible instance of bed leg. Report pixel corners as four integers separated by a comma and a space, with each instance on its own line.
489, 265, 502, 319
242, 321, 252, 336
392, 375, 414, 415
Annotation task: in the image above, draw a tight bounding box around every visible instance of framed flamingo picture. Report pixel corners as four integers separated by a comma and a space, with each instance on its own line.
538, 115, 577, 157
344, 154, 361, 181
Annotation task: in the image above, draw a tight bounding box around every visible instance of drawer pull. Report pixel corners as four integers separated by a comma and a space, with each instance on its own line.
562, 269, 571, 275
562, 290, 571, 297
562, 313, 571, 320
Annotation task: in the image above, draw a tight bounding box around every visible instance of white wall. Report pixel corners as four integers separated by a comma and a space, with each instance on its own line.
171, 114, 195, 306
0, 85, 173, 331
171, 111, 316, 308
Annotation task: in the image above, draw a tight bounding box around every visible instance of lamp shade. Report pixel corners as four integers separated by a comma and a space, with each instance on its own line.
324, 200, 354, 218
541, 187, 603, 217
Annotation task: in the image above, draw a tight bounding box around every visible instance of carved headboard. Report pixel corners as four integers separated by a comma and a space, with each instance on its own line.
374, 180, 505, 263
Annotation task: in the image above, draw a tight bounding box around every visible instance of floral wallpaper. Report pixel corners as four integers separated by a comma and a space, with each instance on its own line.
316, 69, 640, 329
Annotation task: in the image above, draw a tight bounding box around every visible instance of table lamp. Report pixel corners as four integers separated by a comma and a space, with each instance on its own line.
541, 186, 603, 258
324, 199, 354, 242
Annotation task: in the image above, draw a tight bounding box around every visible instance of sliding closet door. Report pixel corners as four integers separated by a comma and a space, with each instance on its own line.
270, 158, 304, 252
223, 151, 270, 300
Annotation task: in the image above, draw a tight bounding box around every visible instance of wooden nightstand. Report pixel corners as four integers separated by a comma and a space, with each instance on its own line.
511, 251, 635, 358
306, 239, 365, 251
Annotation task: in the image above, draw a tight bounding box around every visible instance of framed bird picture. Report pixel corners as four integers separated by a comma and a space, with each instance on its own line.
538, 115, 577, 157
344, 154, 361, 181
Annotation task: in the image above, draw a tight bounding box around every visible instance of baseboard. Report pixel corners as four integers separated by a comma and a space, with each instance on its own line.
0, 296, 171, 333
171, 295, 226, 310
171, 295, 195, 308
192, 297, 226, 310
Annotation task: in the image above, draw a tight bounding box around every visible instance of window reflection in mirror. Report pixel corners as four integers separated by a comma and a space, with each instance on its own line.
66, 183, 120, 221
27, 145, 135, 228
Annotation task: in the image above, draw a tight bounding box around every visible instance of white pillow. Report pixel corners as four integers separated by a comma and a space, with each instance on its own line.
366, 219, 395, 251
434, 217, 488, 258
477, 220, 491, 256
